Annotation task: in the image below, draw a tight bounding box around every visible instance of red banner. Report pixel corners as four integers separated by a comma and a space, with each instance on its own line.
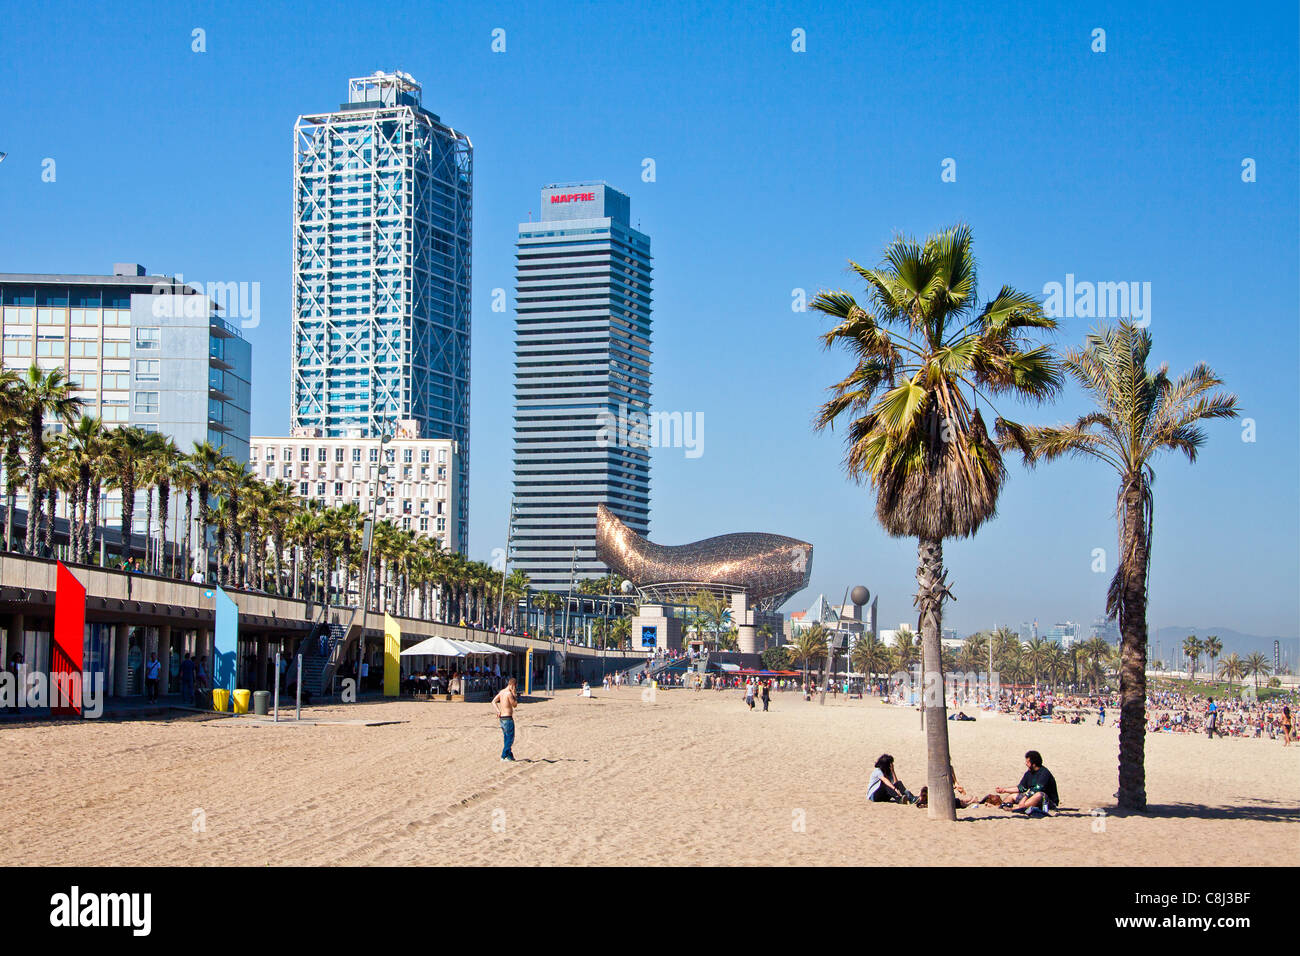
52, 562, 85, 717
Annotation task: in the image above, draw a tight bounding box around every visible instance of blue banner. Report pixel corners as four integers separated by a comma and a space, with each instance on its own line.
213, 587, 239, 708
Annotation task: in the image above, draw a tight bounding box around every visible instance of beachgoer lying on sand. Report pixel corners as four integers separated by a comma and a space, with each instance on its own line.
993, 750, 1060, 816
867, 754, 917, 804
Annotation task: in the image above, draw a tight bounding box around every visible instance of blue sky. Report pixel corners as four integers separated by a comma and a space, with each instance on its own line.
2, 0, 1296, 637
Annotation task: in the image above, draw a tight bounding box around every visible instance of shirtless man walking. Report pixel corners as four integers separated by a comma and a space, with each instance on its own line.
492, 677, 519, 762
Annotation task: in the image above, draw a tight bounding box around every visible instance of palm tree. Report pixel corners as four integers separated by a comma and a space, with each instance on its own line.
264, 481, 296, 595
1218, 653, 1244, 688
39, 434, 75, 557
1203, 636, 1222, 685
0, 369, 27, 551
15, 366, 82, 554
187, 440, 224, 578
105, 427, 157, 564
1023, 637, 1051, 689
1000, 321, 1238, 810
787, 625, 829, 689
1243, 653, 1271, 694
63, 415, 104, 564
149, 438, 181, 575
811, 225, 1061, 820
1182, 635, 1203, 682
891, 625, 920, 671
287, 501, 325, 601
216, 459, 250, 587
852, 634, 889, 682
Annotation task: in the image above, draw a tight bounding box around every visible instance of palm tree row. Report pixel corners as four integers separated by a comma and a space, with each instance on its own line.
0, 364, 545, 630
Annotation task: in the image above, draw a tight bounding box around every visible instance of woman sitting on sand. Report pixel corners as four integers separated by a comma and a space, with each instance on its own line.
867, 754, 916, 804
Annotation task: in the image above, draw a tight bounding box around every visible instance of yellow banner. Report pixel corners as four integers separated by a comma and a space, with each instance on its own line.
383, 613, 401, 698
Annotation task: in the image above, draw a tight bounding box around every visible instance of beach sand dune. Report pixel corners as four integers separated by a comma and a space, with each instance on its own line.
2, 689, 1295, 866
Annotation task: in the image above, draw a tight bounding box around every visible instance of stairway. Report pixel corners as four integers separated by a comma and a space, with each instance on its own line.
297, 620, 350, 698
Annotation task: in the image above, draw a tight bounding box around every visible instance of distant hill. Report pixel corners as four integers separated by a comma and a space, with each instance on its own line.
1154, 626, 1298, 667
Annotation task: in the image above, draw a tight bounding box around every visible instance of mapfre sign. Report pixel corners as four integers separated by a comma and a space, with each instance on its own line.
550, 192, 595, 203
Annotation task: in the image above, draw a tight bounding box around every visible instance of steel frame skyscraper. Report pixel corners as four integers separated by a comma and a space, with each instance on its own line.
511, 182, 652, 590
291, 71, 471, 548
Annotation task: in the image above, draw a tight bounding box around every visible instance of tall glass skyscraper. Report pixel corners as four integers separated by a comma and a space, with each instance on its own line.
511, 183, 652, 590
291, 71, 472, 548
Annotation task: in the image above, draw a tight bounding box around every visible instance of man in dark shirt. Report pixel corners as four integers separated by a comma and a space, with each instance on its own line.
995, 750, 1059, 815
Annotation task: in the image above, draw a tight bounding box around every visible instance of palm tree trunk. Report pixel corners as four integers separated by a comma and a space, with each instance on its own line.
89, 480, 101, 564
1116, 476, 1151, 811
157, 481, 170, 576
182, 491, 193, 580
916, 536, 956, 821
24, 416, 44, 554
120, 478, 136, 563
44, 487, 57, 556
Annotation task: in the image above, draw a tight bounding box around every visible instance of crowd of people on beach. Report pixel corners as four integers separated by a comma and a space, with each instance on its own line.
988, 687, 1294, 743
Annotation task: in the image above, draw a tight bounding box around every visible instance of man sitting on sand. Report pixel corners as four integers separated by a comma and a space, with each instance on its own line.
993, 750, 1059, 816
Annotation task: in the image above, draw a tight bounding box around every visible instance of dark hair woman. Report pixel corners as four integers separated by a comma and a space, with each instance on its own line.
867, 754, 915, 803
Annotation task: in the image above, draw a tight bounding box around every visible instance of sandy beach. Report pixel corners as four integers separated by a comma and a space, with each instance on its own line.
2, 688, 1296, 866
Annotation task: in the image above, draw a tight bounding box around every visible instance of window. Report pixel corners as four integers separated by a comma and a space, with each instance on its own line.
316, 482, 325, 496
351, 448, 361, 462
333, 482, 343, 496
103, 341, 130, 358
317, 447, 327, 462
135, 358, 159, 381
420, 449, 430, 464
402, 449, 412, 463
299, 482, 309, 496
3, 339, 32, 357
437, 449, 447, 463
368, 448, 378, 462
70, 372, 97, 389
266, 447, 276, 461
250, 447, 259, 461
135, 327, 161, 350
334, 447, 344, 462
36, 340, 66, 357
103, 373, 130, 390
133, 391, 160, 414
300, 447, 310, 462
70, 340, 99, 358
265, 464, 274, 477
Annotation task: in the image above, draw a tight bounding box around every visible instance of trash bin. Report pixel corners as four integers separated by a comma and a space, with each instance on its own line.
212, 689, 230, 713
252, 690, 271, 716
232, 689, 251, 714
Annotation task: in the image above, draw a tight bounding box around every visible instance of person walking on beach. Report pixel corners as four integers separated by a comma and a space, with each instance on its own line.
145, 652, 161, 703
493, 676, 519, 762
761, 681, 771, 712
1282, 706, 1292, 747
1206, 698, 1220, 740
744, 679, 756, 710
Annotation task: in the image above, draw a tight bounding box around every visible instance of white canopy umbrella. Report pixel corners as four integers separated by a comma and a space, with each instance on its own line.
400, 636, 467, 658
462, 640, 510, 655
